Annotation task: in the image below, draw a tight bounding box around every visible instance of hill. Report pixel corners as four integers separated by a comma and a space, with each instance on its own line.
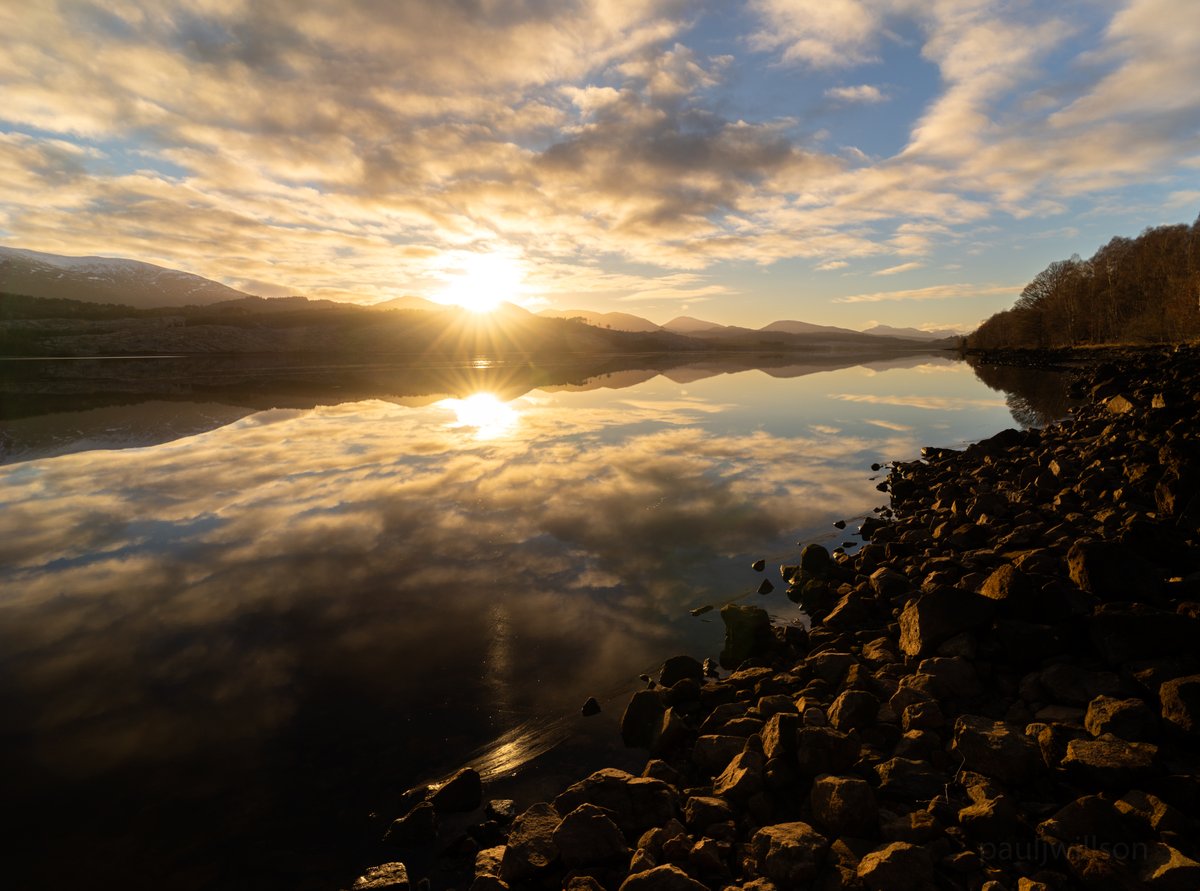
537, 309, 661, 332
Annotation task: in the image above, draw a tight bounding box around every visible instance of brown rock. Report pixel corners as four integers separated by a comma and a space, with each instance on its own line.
618, 864, 710, 891
748, 822, 829, 886
713, 749, 764, 799
554, 769, 676, 836
856, 841, 934, 891
1085, 695, 1157, 742
810, 774, 878, 837
1062, 736, 1158, 788
500, 802, 560, 882
352, 862, 410, 890
552, 803, 628, 868
951, 715, 1041, 785
1160, 674, 1200, 738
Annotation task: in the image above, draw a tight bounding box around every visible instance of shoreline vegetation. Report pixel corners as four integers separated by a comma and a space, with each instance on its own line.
353, 343, 1200, 891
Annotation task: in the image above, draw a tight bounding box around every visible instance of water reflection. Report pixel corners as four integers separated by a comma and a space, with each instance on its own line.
968, 360, 1079, 428
0, 355, 1065, 890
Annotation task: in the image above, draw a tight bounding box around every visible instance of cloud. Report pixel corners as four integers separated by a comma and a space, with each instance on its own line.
748, 0, 885, 68
872, 261, 923, 276
830, 392, 1007, 410
825, 84, 888, 104
834, 282, 1021, 303
816, 260, 849, 270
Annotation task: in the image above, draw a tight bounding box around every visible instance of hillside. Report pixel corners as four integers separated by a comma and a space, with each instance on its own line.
968, 216, 1200, 349
536, 309, 662, 332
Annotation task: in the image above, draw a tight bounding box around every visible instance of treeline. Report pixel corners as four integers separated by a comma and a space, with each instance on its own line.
969, 216, 1200, 349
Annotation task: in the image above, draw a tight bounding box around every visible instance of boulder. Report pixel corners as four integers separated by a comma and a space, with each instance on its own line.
827, 689, 879, 732
898, 588, 992, 657
683, 795, 733, 832
499, 802, 560, 882
621, 690, 666, 748
384, 801, 437, 847
660, 655, 704, 688
1139, 842, 1200, 889
430, 767, 483, 813
800, 543, 833, 576
719, 604, 774, 669
1062, 736, 1158, 788
874, 758, 947, 801
1065, 845, 1140, 889
1037, 795, 1129, 847
856, 841, 935, 891
1160, 674, 1200, 738
795, 726, 861, 778
950, 716, 1042, 785
1090, 604, 1197, 664
618, 865, 709, 891
352, 862, 410, 890
810, 774, 878, 837
554, 769, 676, 836
748, 822, 829, 886
760, 712, 800, 761
1084, 695, 1157, 742
551, 803, 628, 868
712, 750, 764, 799
692, 735, 747, 774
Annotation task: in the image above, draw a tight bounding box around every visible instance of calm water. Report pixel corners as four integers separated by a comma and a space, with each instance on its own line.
0, 352, 1066, 890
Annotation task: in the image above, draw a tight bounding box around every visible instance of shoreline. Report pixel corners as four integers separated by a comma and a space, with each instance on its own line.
351, 345, 1200, 891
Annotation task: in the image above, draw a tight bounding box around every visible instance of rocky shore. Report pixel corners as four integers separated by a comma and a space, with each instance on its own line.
350, 345, 1200, 891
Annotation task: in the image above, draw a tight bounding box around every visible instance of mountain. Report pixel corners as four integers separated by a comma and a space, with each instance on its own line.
862, 324, 961, 341
760, 319, 863, 336
537, 309, 661, 332
0, 246, 259, 309
662, 316, 727, 334
371, 295, 444, 312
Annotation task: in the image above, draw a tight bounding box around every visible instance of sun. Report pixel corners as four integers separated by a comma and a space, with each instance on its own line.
436, 252, 525, 313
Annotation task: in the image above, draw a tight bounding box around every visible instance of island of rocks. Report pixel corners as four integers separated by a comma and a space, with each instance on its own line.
350, 345, 1200, 891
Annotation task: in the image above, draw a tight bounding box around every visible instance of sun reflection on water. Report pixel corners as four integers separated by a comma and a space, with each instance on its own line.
439, 392, 519, 439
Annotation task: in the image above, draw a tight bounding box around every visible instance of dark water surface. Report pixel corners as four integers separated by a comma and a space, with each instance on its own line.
0, 352, 1068, 890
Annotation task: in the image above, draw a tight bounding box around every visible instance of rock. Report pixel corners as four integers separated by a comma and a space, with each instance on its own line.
902, 701, 945, 732
475, 845, 505, 878
692, 735, 747, 774
917, 656, 982, 700
856, 841, 935, 891
618, 864, 710, 891
652, 707, 691, 756
869, 567, 909, 598
485, 800, 515, 822
795, 726, 861, 778
800, 543, 833, 576
712, 749, 764, 799
1039, 663, 1125, 706
979, 563, 1036, 613
874, 758, 947, 801
1062, 736, 1158, 788
551, 803, 628, 867
957, 775, 1018, 842
950, 715, 1041, 785
1084, 695, 1157, 741
581, 696, 602, 717
810, 774, 878, 837
1066, 845, 1141, 889
565, 878, 604, 891
352, 862, 410, 890
760, 712, 800, 761
384, 801, 438, 847
1139, 842, 1200, 889
431, 768, 483, 813
499, 802, 560, 882
827, 689, 879, 732
1160, 674, 1200, 738
758, 578, 774, 594
807, 651, 856, 685
554, 769, 677, 837
898, 588, 993, 657
621, 690, 666, 748
659, 655, 704, 689
1090, 603, 1197, 664
1037, 795, 1129, 847
1114, 790, 1192, 836
879, 808, 942, 844
1068, 540, 1159, 600
752, 558, 766, 571
683, 795, 733, 831
748, 822, 829, 886
469, 876, 509, 891
719, 604, 774, 668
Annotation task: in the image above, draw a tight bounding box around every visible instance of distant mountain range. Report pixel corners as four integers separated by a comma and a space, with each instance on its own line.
1, 247, 961, 356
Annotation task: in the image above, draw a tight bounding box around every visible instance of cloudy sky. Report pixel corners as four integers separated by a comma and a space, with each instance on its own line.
1, 0, 1198, 330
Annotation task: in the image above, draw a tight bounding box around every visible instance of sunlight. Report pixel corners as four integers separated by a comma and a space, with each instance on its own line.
436, 252, 525, 313
439, 392, 518, 439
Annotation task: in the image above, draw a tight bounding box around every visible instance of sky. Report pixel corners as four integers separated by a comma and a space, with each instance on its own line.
1, 0, 1198, 331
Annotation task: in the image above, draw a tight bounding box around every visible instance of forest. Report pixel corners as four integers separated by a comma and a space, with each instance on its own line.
968, 216, 1200, 350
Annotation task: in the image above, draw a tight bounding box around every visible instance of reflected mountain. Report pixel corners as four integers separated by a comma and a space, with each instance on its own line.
1, 349, 951, 464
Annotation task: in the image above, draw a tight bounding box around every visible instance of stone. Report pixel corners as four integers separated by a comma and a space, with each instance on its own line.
1114, 790, 1191, 836
862, 636, 901, 665
469, 876, 509, 891
581, 696, 602, 717
1066, 845, 1140, 889
720, 604, 774, 668
1085, 695, 1157, 741
1068, 540, 1159, 600
950, 715, 1041, 785
902, 701, 944, 732
621, 690, 667, 749
352, 862, 410, 890
869, 567, 909, 598
431, 767, 483, 813
748, 822, 830, 886
807, 651, 855, 685
692, 735, 746, 774
957, 780, 1018, 843
1039, 663, 1124, 706
1062, 736, 1158, 788
879, 808, 942, 844
917, 656, 982, 700
1037, 795, 1129, 847
760, 712, 800, 761
1139, 842, 1200, 889
384, 801, 438, 847
1090, 603, 1197, 664
827, 689, 879, 732
660, 655, 704, 687
856, 841, 934, 891
618, 864, 709, 891
565, 878, 604, 891
712, 749, 764, 799
684, 795, 733, 831
898, 588, 992, 657
795, 726, 861, 778
810, 774, 878, 837
980, 563, 1035, 609
800, 543, 833, 576
485, 800, 515, 822
552, 803, 628, 867
499, 802, 560, 882
1160, 674, 1200, 738
874, 758, 946, 802
475, 845, 505, 878
554, 769, 677, 837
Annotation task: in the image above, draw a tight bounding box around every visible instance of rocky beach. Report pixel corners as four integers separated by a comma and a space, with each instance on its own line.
351, 346, 1200, 891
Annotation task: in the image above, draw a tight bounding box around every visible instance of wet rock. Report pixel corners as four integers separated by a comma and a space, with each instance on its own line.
621, 690, 666, 748
384, 801, 438, 847
431, 768, 483, 813
499, 802, 560, 882
552, 803, 628, 868
352, 862, 410, 890
800, 543, 833, 576
1062, 736, 1158, 788
827, 689, 879, 732
660, 655, 704, 688
554, 769, 677, 837
752, 558, 766, 571
1084, 695, 1157, 741
758, 578, 775, 595
856, 841, 934, 891
581, 697, 602, 717
618, 864, 709, 891
898, 588, 993, 657
950, 715, 1041, 785
748, 821, 829, 886
1160, 674, 1200, 738
810, 774, 878, 837
719, 604, 774, 669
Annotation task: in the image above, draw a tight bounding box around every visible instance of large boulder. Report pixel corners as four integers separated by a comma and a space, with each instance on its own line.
898, 588, 992, 657
621, 690, 666, 748
500, 802, 561, 882
950, 715, 1041, 785
810, 774, 878, 837
719, 604, 774, 668
553, 769, 676, 836
551, 803, 628, 868
618, 864, 709, 891
660, 655, 704, 688
856, 841, 935, 891
748, 822, 829, 886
